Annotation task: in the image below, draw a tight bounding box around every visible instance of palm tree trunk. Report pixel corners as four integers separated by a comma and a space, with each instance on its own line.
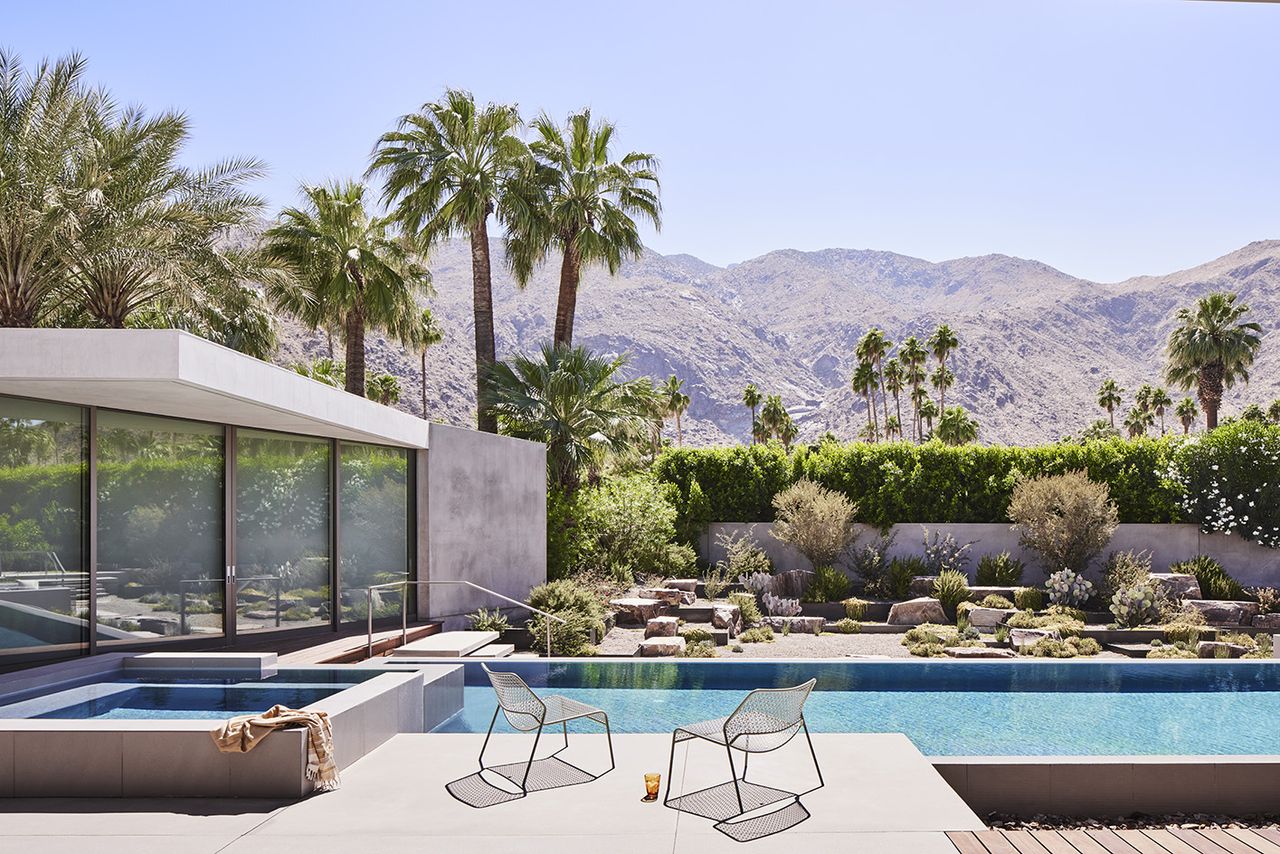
470, 217, 498, 433
1108, 408, 1115, 428
676, 411, 683, 446
553, 238, 582, 348
863, 392, 873, 440
870, 389, 879, 441
343, 308, 366, 396
876, 359, 890, 437
894, 391, 903, 440
420, 350, 428, 420
750, 404, 757, 444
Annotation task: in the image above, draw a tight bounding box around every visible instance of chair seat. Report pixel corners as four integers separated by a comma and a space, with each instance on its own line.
541, 694, 608, 726
674, 715, 800, 751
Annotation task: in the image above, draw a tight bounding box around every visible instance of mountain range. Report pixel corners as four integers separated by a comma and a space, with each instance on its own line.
272, 238, 1280, 446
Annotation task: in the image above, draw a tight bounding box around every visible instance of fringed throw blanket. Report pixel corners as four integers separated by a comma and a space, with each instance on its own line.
211, 704, 341, 792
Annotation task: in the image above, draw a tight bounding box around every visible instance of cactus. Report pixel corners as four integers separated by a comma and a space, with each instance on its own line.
762, 592, 802, 617
738, 571, 772, 595
1110, 583, 1161, 628
1046, 569, 1094, 608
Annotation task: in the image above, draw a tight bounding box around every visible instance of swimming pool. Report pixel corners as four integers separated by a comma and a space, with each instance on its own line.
434, 660, 1280, 756
0, 668, 385, 720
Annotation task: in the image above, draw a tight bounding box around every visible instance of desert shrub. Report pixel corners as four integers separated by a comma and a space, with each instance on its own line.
804, 565, 852, 603
1170, 420, 1280, 549
769, 479, 859, 568
701, 561, 731, 601
1007, 609, 1084, 637
1147, 642, 1198, 659
738, 626, 775, 643
1013, 586, 1045, 611
681, 626, 714, 644
1102, 550, 1153, 600
903, 622, 980, 656
994, 625, 1010, 643
921, 528, 974, 576
728, 591, 763, 626
875, 554, 924, 602
976, 552, 1025, 586
1046, 569, 1095, 608
762, 592, 801, 617
713, 530, 772, 587
980, 594, 1014, 609
1170, 555, 1248, 601
527, 579, 607, 656
902, 623, 954, 646
1252, 587, 1280, 614
1110, 583, 1162, 628
1008, 471, 1119, 574
1022, 636, 1102, 658
681, 640, 717, 658
849, 532, 897, 597
908, 641, 949, 658
1045, 604, 1087, 622
1246, 633, 1274, 659
932, 570, 970, 620
833, 617, 861, 634
282, 605, 313, 621
1162, 608, 1207, 645
842, 597, 868, 620
467, 607, 510, 633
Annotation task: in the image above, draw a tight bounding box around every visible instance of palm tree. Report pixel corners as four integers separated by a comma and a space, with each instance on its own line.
1096, 379, 1123, 428
1268, 399, 1280, 425
917, 397, 939, 437
1165, 292, 1263, 431
883, 357, 905, 436
883, 414, 902, 440
927, 323, 959, 410
662, 375, 690, 446
761, 394, 788, 441
261, 180, 430, 397
856, 327, 892, 433
900, 335, 928, 441
1134, 383, 1155, 415
484, 344, 658, 491
407, 307, 443, 419
1123, 406, 1154, 438
1148, 386, 1173, 434
778, 416, 799, 452
930, 365, 955, 414
294, 357, 345, 388
852, 360, 878, 441
742, 383, 762, 443
751, 417, 769, 445
1176, 397, 1199, 435
935, 405, 978, 445
519, 109, 661, 347
366, 373, 402, 405
0, 50, 94, 327
369, 89, 535, 432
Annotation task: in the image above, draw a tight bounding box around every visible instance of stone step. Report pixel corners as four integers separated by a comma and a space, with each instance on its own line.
390, 630, 499, 658
466, 643, 515, 659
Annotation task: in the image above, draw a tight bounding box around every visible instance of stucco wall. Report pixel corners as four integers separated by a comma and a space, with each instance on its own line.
417, 424, 547, 623
702, 522, 1280, 586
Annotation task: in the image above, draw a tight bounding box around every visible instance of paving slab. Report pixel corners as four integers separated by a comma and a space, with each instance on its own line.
390, 630, 498, 658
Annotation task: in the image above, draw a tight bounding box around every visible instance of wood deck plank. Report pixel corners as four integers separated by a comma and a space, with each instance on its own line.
1207, 829, 1280, 854
948, 831, 993, 854
1250, 830, 1280, 849
1141, 829, 1210, 854
1114, 829, 1181, 854
1002, 830, 1055, 854
974, 830, 1023, 854
1088, 829, 1145, 853
1168, 828, 1234, 854
1032, 830, 1094, 854
1058, 829, 1117, 854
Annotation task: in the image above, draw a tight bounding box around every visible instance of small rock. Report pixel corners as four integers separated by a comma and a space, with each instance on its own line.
1148, 573, 1202, 602
967, 607, 1015, 628
664, 579, 698, 593
887, 597, 947, 626
944, 646, 1016, 658
711, 605, 742, 637
1010, 628, 1058, 649
909, 576, 940, 597
610, 597, 663, 625
1183, 599, 1259, 626
638, 636, 685, 657
644, 616, 679, 638
1195, 640, 1251, 659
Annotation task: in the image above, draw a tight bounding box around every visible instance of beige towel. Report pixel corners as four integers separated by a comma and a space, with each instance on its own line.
211, 704, 340, 792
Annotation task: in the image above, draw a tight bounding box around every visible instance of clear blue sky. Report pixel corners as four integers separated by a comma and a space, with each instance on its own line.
6, 0, 1278, 281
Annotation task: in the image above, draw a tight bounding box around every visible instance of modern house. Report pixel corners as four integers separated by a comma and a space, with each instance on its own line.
0, 329, 546, 672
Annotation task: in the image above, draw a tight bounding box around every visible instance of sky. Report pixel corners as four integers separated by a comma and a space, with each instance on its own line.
5, 0, 1279, 282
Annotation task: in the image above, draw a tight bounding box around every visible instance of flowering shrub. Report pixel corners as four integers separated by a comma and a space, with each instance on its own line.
1046, 569, 1095, 607
1169, 421, 1280, 549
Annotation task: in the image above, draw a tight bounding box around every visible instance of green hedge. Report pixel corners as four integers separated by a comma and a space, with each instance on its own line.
654, 437, 1186, 531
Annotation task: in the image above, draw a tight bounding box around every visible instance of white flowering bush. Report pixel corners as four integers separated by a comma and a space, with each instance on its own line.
1169, 421, 1280, 549
1046, 569, 1095, 607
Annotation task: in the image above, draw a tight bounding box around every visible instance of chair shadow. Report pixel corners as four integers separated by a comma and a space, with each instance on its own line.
445, 755, 600, 809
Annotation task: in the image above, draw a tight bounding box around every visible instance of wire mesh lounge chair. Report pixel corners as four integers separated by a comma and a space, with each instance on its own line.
664, 678, 822, 841
445, 664, 614, 807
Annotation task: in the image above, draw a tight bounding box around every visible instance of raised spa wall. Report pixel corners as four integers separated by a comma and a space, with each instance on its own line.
0, 654, 464, 798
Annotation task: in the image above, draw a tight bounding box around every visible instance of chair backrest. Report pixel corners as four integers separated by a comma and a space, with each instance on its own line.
724, 678, 816, 748
482, 664, 547, 731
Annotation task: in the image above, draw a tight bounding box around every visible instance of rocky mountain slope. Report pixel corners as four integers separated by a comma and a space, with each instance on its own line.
273, 238, 1280, 446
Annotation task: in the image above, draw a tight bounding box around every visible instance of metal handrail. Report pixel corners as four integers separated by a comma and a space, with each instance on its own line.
365, 579, 585, 659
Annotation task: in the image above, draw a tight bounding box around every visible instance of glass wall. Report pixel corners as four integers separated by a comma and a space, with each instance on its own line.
339, 442, 410, 622
235, 429, 331, 632
0, 397, 88, 667
96, 412, 224, 645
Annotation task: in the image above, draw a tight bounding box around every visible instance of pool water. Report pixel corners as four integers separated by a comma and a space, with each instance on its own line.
0, 668, 384, 720
434, 660, 1280, 756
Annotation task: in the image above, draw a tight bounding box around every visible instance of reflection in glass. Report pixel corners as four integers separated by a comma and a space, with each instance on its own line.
339, 443, 409, 622
96, 411, 224, 644
235, 429, 331, 632
0, 396, 88, 665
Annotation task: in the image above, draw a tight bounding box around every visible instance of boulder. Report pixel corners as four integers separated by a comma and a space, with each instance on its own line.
644, 616, 679, 639
1148, 573, 1202, 602
766, 615, 825, 634
638, 587, 692, 606
1253, 613, 1280, 630
664, 579, 699, 593
1010, 628, 1058, 649
638, 636, 685, 657
712, 605, 742, 637
610, 597, 663, 625
1183, 599, 1259, 626
967, 607, 1015, 628
945, 646, 1016, 659
887, 597, 947, 626
909, 576, 940, 598
1196, 640, 1251, 659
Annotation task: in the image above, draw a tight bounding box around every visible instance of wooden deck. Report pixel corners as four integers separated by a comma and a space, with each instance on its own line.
949, 827, 1280, 854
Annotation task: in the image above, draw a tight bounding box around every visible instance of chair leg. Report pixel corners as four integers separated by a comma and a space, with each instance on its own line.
662, 731, 679, 807
742, 750, 749, 782
725, 744, 745, 816
519, 724, 544, 793
477, 706, 501, 772
802, 718, 824, 791
602, 714, 615, 774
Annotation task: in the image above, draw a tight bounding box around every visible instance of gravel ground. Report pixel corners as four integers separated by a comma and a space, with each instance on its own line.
990, 813, 1280, 830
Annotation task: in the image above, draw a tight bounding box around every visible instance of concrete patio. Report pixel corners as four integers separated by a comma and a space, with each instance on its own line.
0, 732, 984, 853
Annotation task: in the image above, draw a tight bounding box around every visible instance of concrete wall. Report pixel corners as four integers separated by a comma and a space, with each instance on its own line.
418, 424, 547, 624
702, 521, 1280, 586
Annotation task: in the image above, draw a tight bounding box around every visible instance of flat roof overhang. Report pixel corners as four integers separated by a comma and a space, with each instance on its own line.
0, 329, 430, 448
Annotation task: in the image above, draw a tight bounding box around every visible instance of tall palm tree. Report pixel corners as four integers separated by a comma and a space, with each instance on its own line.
856, 327, 892, 432
883, 414, 902, 440
1123, 406, 1154, 438
661, 375, 690, 446
1096, 378, 1123, 428
927, 323, 959, 411
369, 89, 535, 432
0, 50, 95, 327
899, 335, 928, 441
1268, 399, 1280, 426
761, 394, 787, 441
909, 384, 931, 442
1148, 386, 1173, 434
930, 365, 955, 414
742, 383, 762, 443
261, 180, 430, 396
1164, 292, 1263, 431
518, 109, 661, 347
405, 307, 443, 419
917, 397, 939, 437
935, 405, 978, 445
484, 344, 658, 492
778, 416, 798, 452
852, 360, 878, 441
1134, 383, 1155, 416
1176, 397, 1199, 435
883, 356, 905, 436
751, 417, 769, 445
